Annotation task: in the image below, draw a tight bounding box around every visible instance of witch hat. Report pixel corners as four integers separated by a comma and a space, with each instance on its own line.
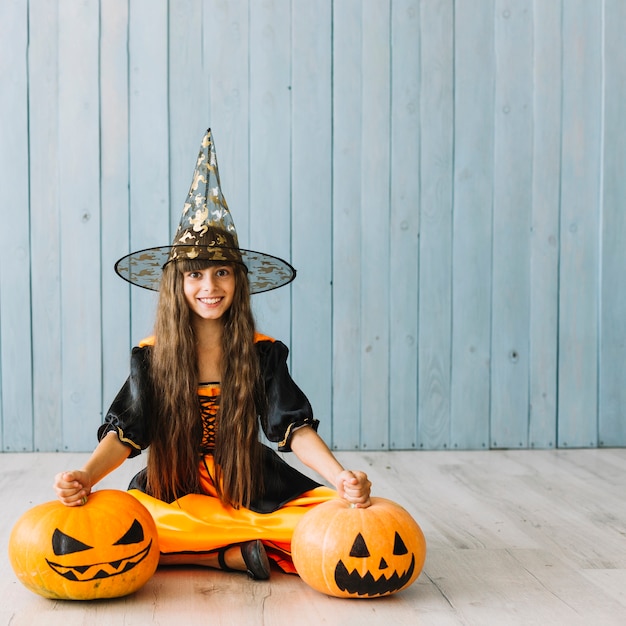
115, 129, 295, 293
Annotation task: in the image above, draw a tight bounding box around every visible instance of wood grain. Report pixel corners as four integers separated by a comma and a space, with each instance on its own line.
557, 0, 602, 448
0, 0, 33, 452
416, 0, 453, 451
1, 0, 626, 452
2, 449, 626, 625
450, 0, 494, 450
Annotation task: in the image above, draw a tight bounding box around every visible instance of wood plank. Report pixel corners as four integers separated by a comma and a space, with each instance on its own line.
205, 0, 250, 245
490, 0, 533, 449
513, 549, 626, 615
599, 0, 626, 446
528, 0, 561, 449
128, 0, 169, 344
168, 0, 209, 233
27, 0, 63, 452
100, 0, 132, 411
415, 0, 454, 450
450, 0, 494, 449
57, 0, 101, 451
332, 0, 363, 450
389, 0, 421, 451
580, 569, 626, 611
557, 0, 602, 448
249, 0, 293, 344
290, 1, 333, 444
359, 0, 391, 451
426, 548, 625, 626
0, 0, 33, 451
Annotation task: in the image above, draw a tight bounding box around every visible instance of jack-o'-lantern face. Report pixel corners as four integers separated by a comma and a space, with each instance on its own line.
334, 530, 416, 596
9, 490, 160, 600
47, 517, 152, 583
292, 497, 426, 598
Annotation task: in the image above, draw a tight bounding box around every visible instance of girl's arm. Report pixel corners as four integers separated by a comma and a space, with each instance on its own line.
289, 426, 371, 507
53, 431, 131, 507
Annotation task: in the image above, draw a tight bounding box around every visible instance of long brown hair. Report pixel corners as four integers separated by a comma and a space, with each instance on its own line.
146, 259, 265, 508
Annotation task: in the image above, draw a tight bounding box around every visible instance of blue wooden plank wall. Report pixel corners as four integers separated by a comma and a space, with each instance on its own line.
1, 0, 625, 453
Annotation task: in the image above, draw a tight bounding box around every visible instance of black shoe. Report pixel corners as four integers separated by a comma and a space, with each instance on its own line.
241, 540, 270, 580
217, 540, 270, 580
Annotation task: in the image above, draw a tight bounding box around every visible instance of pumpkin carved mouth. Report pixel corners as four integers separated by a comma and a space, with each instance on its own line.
46, 540, 153, 582
335, 553, 416, 597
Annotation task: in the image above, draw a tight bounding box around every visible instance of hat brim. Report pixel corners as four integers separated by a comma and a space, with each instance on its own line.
115, 245, 296, 294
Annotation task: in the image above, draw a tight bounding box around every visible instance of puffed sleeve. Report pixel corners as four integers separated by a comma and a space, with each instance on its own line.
97, 346, 154, 457
257, 339, 320, 452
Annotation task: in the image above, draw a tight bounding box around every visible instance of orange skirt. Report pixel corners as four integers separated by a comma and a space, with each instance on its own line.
129, 456, 337, 573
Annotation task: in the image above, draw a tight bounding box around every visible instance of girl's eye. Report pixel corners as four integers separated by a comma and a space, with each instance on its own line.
216, 268, 230, 277
187, 271, 202, 279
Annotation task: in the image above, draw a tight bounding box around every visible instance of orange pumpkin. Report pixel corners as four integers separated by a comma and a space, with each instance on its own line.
292, 497, 426, 598
9, 490, 159, 600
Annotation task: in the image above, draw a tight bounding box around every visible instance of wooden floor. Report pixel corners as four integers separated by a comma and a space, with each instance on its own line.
2, 448, 626, 625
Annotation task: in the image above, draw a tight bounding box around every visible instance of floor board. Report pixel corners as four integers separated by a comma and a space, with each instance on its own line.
2, 449, 625, 625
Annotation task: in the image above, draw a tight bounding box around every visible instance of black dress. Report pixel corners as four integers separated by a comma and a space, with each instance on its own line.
98, 336, 324, 513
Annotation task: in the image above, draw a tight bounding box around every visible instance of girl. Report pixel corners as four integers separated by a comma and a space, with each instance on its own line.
54, 130, 371, 580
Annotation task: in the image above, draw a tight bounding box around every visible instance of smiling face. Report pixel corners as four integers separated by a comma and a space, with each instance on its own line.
183, 263, 236, 323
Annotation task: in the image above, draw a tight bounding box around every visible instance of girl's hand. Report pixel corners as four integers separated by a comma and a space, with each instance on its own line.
335, 470, 372, 508
54, 470, 93, 507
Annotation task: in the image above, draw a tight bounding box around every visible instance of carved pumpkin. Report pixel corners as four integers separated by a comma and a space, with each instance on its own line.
9, 490, 159, 600
292, 497, 426, 598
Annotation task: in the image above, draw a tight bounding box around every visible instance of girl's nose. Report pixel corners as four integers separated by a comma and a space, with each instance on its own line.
200, 272, 217, 291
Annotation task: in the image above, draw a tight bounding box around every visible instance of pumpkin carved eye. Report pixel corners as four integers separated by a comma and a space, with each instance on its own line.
52, 529, 92, 556
114, 519, 144, 545
349, 533, 370, 558
393, 531, 408, 555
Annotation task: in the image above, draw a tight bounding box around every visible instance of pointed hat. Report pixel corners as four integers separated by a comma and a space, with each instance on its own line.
115, 129, 296, 293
